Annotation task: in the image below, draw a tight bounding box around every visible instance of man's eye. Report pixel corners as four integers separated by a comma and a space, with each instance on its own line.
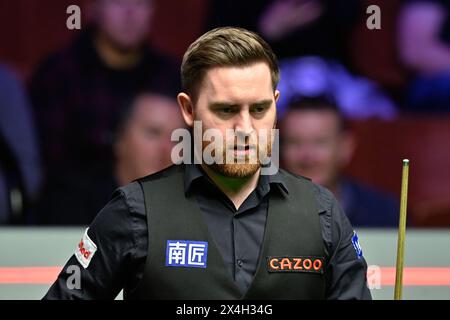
145, 128, 160, 138
219, 107, 236, 114
251, 105, 269, 115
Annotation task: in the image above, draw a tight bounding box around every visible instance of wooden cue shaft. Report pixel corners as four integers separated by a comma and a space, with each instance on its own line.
394, 159, 410, 300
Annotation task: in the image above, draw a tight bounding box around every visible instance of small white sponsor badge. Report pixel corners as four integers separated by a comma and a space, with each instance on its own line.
75, 228, 97, 269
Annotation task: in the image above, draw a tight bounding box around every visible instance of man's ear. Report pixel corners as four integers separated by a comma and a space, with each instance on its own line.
274, 89, 280, 103
273, 90, 280, 128
177, 92, 195, 127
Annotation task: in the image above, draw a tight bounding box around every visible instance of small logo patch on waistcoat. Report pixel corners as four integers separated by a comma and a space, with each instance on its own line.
165, 240, 208, 268
75, 228, 97, 269
352, 231, 363, 259
267, 256, 325, 274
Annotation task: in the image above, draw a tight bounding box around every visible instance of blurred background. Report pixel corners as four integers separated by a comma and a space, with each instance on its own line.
0, 0, 450, 299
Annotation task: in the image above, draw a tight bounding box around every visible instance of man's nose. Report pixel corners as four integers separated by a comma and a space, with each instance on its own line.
234, 110, 254, 136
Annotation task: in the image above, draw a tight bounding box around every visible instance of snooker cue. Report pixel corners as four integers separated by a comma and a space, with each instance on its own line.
394, 159, 410, 300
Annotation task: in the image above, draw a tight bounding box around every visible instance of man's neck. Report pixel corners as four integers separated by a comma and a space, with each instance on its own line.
94, 32, 143, 70
201, 165, 261, 210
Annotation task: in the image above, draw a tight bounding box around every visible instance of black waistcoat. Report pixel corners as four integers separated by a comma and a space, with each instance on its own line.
126, 165, 326, 300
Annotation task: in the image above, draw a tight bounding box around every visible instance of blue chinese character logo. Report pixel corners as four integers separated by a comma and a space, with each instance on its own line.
166, 240, 208, 268
352, 231, 363, 259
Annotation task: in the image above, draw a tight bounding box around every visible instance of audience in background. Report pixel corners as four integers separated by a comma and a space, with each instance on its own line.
0, 65, 42, 224
279, 96, 399, 227
29, 0, 180, 218
114, 93, 185, 186
0, 0, 447, 226
258, 0, 362, 63
398, 0, 450, 112
347, 0, 409, 104
207, 0, 398, 120
35, 92, 185, 225
276, 56, 398, 120
208, 0, 362, 64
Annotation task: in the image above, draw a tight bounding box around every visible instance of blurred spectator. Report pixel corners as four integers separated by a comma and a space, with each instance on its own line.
0, 65, 42, 224
258, 0, 362, 62
348, 0, 409, 103
114, 93, 185, 186
398, 0, 450, 112
208, 0, 399, 117
276, 56, 398, 119
207, 0, 362, 63
35, 92, 185, 225
29, 0, 180, 202
279, 95, 399, 227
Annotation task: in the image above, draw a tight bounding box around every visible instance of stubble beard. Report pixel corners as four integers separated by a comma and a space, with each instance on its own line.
202, 137, 273, 179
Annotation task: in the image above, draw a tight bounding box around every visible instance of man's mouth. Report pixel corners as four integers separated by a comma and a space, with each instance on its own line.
231, 145, 256, 155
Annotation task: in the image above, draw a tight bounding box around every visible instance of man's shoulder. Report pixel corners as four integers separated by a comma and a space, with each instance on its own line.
278, 168, 335, 210
137, 164, 183, 184
30, 30, 96, 83
277, 168, 314, 190
29, 48, 80, 89
118, 165, 183, 203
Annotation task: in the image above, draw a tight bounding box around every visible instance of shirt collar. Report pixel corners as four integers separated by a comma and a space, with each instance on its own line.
183, 164, 289, 196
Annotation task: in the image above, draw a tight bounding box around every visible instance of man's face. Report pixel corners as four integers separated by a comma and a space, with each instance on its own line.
281, 109, 353, 188
180, 62, 279, 178
116, 95, 185, 181
95, 0, 153, 50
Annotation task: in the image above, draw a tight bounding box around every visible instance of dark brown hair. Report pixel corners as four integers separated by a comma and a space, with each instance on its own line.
284, 95, 349, 132
181, 27, 279, 102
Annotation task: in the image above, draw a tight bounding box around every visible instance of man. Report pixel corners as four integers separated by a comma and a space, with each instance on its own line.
280, 95, 399, 227
114, 93, 186, 186
36, 92, 184, 225
29, 0, 179, 221
44, 27, 371, 299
